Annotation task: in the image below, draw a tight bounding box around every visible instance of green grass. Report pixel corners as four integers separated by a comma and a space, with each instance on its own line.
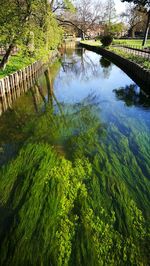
113, 39, 150, 47
0, 54, 35, 79
80, 40, 101, 47
109, 47, 150, 70
81, 39, 150, 48
0, 50, 57, 79
80, 40, 150, 70
1, 39, 149, 79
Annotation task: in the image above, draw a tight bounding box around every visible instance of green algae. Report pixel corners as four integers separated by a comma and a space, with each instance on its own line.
0, 99, 150, 265
0, 49, 150, 265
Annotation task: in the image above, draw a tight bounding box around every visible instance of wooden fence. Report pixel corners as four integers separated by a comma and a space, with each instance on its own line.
0, 51, 58, 115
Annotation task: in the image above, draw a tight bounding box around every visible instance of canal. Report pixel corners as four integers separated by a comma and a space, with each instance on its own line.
0, 47, 150, 265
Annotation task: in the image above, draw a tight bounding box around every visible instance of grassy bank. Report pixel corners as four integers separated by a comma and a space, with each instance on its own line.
109, 47, 150, 70
0, 50, 57, 79
81, 40, 150, 70
0, 54, 35, 79
113, 39, 150, 47
81, 39, 150, 48
81, 40, 101, 47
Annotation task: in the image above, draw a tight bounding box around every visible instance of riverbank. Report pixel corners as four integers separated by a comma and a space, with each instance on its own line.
81, 41, 150, 70
0, 55, 35, 79
109, 47, 150, 70
0, 50, 58, 79
0, 50, 59, 115
80, 41, 150, 93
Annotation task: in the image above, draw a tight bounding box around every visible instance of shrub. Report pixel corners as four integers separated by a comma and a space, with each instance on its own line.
101, 35, 113, 47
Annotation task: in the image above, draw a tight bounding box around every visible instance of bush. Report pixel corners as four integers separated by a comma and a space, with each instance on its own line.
101, 35, 113, 47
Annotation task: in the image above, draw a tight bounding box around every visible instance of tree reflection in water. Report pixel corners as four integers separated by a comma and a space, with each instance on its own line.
0, 61, 61, 165
60, 48, 103, 80
99, 57, 112, 79
113, 84, 150, 109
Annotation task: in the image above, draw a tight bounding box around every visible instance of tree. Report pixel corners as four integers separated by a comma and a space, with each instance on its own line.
121, 4, 147, 38
0, 0, 62, 70
104, 0, 117, 25
57, 0, 105, 39
105, 22, 125, 37
76, 0, 104, 38
50, 0, 76, 13
121, 0, 150, 46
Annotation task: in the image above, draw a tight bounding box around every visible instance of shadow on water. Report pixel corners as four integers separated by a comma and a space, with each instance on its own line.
113, 84, 150, 110
0, 48, 150, 266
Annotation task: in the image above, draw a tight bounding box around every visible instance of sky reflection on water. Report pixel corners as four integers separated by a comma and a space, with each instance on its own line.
54, 49, 150, 129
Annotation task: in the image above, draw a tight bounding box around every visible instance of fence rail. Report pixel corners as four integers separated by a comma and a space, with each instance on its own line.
113, 43, 150, 51
81, 43, 150, 94
0, 51, 58, 115
112, 44, 150, 60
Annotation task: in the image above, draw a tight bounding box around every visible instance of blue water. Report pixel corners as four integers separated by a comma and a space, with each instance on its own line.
0, 47, 150, 266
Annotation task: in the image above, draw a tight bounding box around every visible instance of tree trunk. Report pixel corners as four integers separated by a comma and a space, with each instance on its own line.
128, 27, 135, 38
0, 44, 14, 70
81, 31, 85, 40
44, 69, 53, 106
131, 29, 135, 38
142, 11, 150, 47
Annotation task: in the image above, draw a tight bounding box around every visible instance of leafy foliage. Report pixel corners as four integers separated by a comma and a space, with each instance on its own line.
121, 0, 150, 46
101, 35, 113, 46
0, 0, 63, 69
121, 0, 150, 10
105, 22, 124, 37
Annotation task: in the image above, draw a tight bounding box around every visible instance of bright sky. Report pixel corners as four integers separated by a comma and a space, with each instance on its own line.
114, 0, 126, 14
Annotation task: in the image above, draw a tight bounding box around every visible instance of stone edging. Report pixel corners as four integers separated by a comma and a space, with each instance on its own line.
80, 43, 150, 94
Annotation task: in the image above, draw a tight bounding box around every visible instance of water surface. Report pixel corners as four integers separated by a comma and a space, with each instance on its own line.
0, 48, 150, 266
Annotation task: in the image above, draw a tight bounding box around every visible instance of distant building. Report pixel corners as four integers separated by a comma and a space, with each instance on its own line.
86, 24, 105, 38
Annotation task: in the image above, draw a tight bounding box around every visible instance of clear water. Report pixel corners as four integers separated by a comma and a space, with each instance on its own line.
0, 48, 150, 265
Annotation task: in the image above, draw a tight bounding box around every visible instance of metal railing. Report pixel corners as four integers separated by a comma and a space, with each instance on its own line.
112, 44, 150, 60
